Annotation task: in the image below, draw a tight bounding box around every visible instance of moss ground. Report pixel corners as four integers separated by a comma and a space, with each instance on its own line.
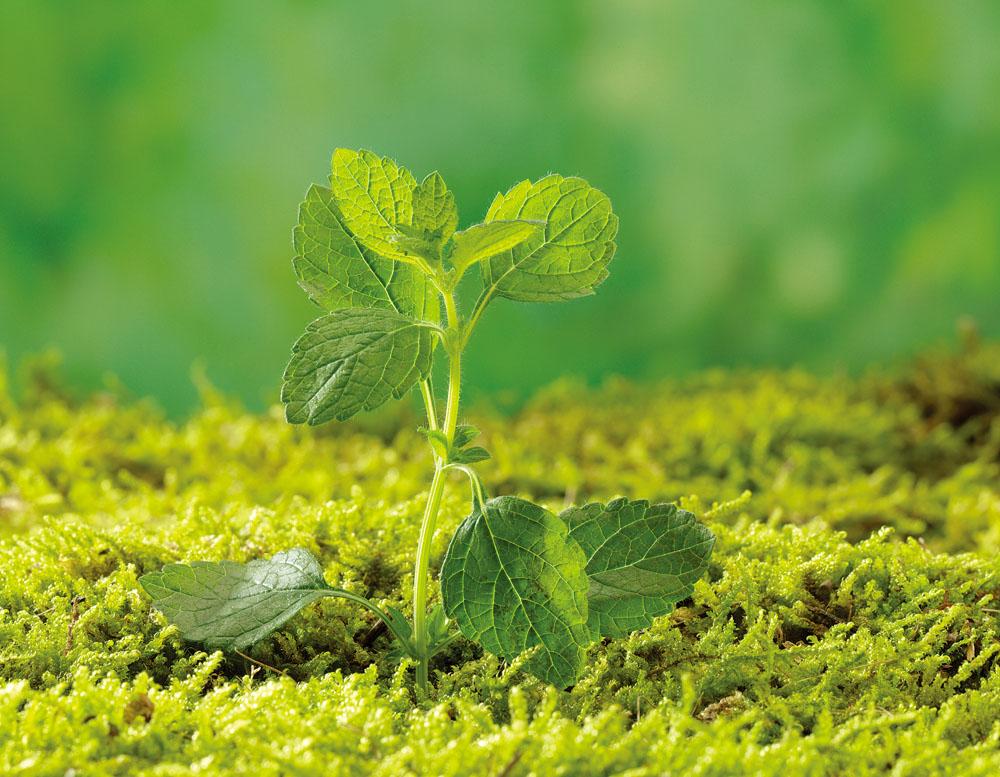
1, 343, 999, 775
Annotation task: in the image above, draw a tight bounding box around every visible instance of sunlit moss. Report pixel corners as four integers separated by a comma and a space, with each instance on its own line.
1, 345, 999, 774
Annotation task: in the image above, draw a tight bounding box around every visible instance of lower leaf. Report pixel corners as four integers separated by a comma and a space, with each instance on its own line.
440, 496, 590, 688
562, 499, 715, 638
140, 548, 410, 653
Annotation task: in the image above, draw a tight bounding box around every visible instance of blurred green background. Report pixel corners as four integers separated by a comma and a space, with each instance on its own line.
2, 0, 999, 416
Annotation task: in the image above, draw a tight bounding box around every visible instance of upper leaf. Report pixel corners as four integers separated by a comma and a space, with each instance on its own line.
293, 184, 438, 321
282, 309, 435, 425
562, 499, 715, 639
330, 148, 418, 262
411, 171, 458, 246
418, 423, 490, 465
140, 548, 336, 651
418, 427, 451, 460
440, 496, 591, 687
449, 446, 490, 464
451, 423, 481, 449
481, 175, 618, 302
388, 230, 442, 262
449, 220, 542, 273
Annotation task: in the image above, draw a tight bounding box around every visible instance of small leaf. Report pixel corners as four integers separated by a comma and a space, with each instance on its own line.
451, 424, 481, 449
141, 549, 342, 650
426, 603, 451, 648
388, 604, 454, 663
449, 220, 542, 273
330, 148, 418, 262
450, 446, 490, 464
383, 605, 418, 661
389, 230, 441, 261
562, 499, 715, 639
282, 309, 435, 425
419, 424, 488, 464
293, 184, 438, 320
441, 496, 590, 687
481, 175, 618, 302
384, 605, 415, 644
411, 171, 458, 245
418, 427, 450, 460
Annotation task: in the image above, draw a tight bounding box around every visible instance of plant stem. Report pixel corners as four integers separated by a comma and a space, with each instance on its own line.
443, 344, 462, 443
412, 462, 447, 689
419, 379, 438, 431
412, 290, 462, 690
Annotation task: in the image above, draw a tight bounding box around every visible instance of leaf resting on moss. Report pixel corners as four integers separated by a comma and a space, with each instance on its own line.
140, 548, 339, 651
562, 498, 716, 638
440, 496, 591, 688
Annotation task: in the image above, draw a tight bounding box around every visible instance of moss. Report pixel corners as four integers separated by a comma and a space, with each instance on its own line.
1, 343, 999, 774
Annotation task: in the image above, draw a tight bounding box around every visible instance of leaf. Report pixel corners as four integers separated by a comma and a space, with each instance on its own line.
140, 549, 353, 651
440, 496, 591, 687
451, 424, 481, 449
330, 148, 418, 262
282, 309, 435, 425
293, 184, 438, 321
419, 424, 488, 464
450, 446, 490, 464
384, 605, 417, 661
384, 605, 415, 645
389, 230, 441, 261
449, 220, 542, 273
561, 499, 715, 639
418, 427, 451, 460
387, 604, 454, 664
426, 603, 451, 650
480, 175, 618, 302
411, 171, 458, 246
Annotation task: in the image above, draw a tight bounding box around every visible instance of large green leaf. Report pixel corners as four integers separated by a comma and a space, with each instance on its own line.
282, 309, 435, 425
140, 548, 383, 651
293, 184, 438, 321
449, 220, 542, 273
562, 499, 715, 638
480, 175, 618, 302
440, 496, 591, 687
330, 148, 417, 262
410, 171, 458, 246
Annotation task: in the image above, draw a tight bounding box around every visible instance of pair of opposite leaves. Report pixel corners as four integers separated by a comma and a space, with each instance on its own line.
283, 148, 618, 426
141, 497, 715, 688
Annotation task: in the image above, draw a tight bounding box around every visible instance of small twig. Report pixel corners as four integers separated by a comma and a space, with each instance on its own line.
359, 619, 389, 649
496, 749, 523, 777
235, 649, 287, 676
659, 652, 716, 671
64, 596, 84, 655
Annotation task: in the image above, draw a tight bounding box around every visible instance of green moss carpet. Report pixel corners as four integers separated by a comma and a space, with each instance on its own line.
1, 343, 999, 775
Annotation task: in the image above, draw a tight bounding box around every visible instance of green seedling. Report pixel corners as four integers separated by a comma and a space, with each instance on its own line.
141, 149, 716, 689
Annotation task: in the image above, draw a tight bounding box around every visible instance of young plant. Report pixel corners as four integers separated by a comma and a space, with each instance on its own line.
141, 149, 716, 689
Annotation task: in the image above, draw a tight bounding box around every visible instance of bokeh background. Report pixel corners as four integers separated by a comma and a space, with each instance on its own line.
3, 0, 999, 416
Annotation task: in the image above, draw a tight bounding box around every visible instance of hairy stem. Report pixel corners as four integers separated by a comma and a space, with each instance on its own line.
419, 379, 438, 431
412, 289, 462, 689
465, 288, 493, 340
412, 463, 447, 688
